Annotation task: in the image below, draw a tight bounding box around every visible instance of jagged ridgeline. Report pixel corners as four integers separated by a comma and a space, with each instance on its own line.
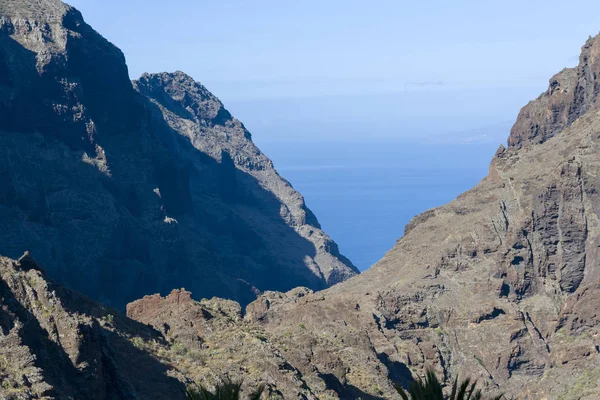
2, 0, 600, 399
0, 0, 358, 309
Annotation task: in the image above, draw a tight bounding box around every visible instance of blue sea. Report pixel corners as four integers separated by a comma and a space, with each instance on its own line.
225, 91, 523, 272
256, 139, 502, 271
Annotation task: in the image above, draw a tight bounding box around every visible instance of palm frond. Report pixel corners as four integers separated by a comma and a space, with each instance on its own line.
393, 369, 503, 400
248, 383, 265, 400
185, 380, 264, 400
449, 375, 459, 400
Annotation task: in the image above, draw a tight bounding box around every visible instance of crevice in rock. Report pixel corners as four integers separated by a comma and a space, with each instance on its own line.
523, 312, 550, 353
475, 307, 506, 323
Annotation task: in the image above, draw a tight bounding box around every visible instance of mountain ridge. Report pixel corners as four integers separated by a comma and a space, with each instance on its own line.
2, 0, 600, 399
508, 34, 600, 149
0, 0, 357, 310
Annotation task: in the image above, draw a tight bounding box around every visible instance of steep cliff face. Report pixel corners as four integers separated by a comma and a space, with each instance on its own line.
508, 34, 600, 148
126, 34, 600, 399
0, 254, 186, 400
233, 35, 600, 399
0, 1, 357, 309
4, 1, 600, 399
134, 72, 357, 288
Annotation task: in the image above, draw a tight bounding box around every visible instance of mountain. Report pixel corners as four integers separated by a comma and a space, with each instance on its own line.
0, 253, 373, 399
127, 35, 600, 399
3, 1, 600, 399
225, 34, 600, 398
0, 254, 186, 399
0, 0, 357, 309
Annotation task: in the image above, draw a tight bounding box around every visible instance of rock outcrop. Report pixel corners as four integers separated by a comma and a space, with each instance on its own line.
0, 255, 186, 399
231, 34, 600, 399
0, 253, 365, 399
0, 0, 357, 309
3, 1, 600, 399
0, 254, 399, 399
508, 34, 600, 149
126, 33, 600, 399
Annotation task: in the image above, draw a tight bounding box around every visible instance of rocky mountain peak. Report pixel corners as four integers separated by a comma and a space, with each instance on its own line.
6, 1, 600, 398
0, 0, 357, 310
508, 32, 600, 149
0, 0, 137, 155
135, 71, 236, 134
0, 0, 70, 19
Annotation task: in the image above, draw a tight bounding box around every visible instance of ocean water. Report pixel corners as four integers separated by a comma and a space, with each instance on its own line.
225, 91, 519, 272
257, 139, 502, 271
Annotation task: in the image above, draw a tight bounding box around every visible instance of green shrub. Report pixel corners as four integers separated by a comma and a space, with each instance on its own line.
131, 336, 145, 349
171, 342, 188, 356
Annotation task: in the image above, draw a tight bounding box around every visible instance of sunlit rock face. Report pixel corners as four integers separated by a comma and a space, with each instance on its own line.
2, 1, 600, 399
132, 33, 600, 399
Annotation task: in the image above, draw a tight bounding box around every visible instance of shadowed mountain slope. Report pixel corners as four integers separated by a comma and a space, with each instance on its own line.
2, 1, 600, 399
0, 0, 357, 309
0, 254, 187, 399
123, 34, 600, 400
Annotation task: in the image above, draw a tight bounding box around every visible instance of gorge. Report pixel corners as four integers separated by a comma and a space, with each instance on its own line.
1, 1, 600, 399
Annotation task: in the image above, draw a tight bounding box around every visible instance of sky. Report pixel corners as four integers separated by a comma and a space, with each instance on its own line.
66, 0, 600, 141
63, 1, 600, 269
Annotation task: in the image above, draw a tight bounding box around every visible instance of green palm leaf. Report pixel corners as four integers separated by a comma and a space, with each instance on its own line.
185, 380, 264, 400
394, 369, 503, 400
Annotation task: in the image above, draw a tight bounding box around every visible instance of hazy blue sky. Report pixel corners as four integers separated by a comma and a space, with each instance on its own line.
67, 0, 600, 140
63, 1, 600, 267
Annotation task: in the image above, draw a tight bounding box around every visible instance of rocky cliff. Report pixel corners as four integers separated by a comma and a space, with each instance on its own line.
3, 1, 600, 399
508, 34, 600, 149
0, 254, 186, 399
130, 34, 600, 399
222, 34, 600, 399
0, 0, 358, 309
0, 254, 381, 399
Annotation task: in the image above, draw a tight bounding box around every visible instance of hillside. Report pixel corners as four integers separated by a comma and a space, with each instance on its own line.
2, 1, 600, 399
0, 0, 357, 309
235, 34, 600, 399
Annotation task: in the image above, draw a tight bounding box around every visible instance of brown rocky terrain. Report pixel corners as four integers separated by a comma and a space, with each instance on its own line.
0, 0, 357, 310
2, 0, 600, 399
229, 35, 600, 399
0, 254, 186, 399
0, 252, 386, 399
508, 35, 600, 149
127, 35, 600, 399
